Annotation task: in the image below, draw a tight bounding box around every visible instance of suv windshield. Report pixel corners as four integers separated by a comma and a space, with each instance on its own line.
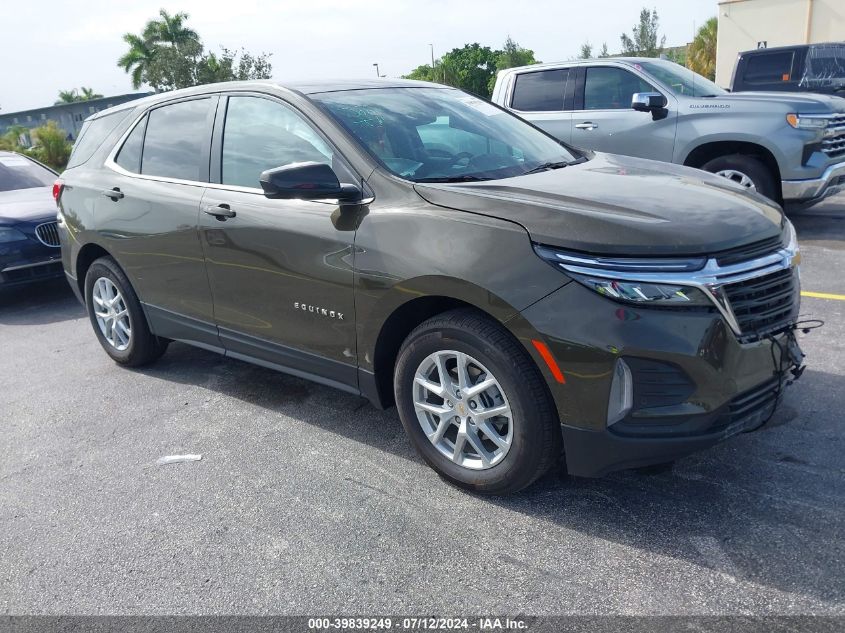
312, 87, 579, 182
0, 153, 55, 192
636, 60, 726, 97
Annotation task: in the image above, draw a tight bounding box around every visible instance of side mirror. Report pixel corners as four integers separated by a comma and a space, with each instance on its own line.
259, 161, 361, 203
631, 92, 668, 112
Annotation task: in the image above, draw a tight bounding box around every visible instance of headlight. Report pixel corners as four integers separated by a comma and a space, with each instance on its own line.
534, 245, 712, 307
786, 113, 837, 137
0, 227, 27, 243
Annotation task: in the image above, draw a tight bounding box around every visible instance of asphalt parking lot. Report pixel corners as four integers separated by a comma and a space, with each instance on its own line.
1, 197, 844, 616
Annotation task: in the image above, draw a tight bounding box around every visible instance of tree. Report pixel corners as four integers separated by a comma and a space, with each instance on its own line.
579, 42, 593, 59
30, 121, 72, 170
117, 9, 271, 92
118, 33, 157, 89
620, 8, 666, 57
55, 90, 79, 104
687, 17, 717, 80
598, 43, 610, 58
79, 87, 104, 101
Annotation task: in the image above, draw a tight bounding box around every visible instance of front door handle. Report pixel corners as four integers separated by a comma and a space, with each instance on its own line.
203, 204, 236, 221
575, 122, 598, 130
101, 188, 124, 200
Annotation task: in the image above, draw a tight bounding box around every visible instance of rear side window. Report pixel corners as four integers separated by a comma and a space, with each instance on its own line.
584, 67, 655, 110
0, 154, 55, 192
115, 115, 147, 173
141, 98, 211, 181
511, 69, 568, 111
66, 109, 131, 169
744, 52, 795, 83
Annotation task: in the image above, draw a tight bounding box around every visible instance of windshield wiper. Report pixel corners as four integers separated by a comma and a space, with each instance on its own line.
415, 175, 492, 183
523, 160, 572, 175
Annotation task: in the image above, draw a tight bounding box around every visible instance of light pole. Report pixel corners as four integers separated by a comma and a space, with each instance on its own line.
429, 44, 435, 67
373, 63, 381, 78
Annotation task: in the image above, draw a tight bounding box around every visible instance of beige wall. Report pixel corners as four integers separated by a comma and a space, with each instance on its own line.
716, 0, 845, 87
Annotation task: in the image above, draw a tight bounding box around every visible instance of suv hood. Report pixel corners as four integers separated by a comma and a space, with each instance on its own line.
0, 186, 57, 224
414, 154, 784, 256
705, 91, 845, 112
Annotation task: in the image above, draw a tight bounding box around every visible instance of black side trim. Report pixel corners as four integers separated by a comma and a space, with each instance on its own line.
218, 326, 359, 394
144, 304, 224, 353
358, 368, 389, 409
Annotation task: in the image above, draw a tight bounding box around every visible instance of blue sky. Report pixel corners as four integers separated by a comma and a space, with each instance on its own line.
0, 0, 718, 112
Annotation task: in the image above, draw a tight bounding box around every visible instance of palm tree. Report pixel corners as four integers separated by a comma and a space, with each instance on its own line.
79, 87, 103, 100
118, 33, 157, 89
143, 10, 200, 50
688, 17, 718, 81
55, 89, 79, 104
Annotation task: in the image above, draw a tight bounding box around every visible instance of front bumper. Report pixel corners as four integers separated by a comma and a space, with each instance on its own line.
781, 160, 845, 202
0, 240, 63, 288
519, 281, 802, 477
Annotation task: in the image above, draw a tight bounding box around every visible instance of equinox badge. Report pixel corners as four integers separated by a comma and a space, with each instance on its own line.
294, 302, 344, 320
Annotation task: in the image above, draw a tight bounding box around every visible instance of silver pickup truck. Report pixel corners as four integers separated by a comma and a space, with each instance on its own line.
491, 57, 845, 205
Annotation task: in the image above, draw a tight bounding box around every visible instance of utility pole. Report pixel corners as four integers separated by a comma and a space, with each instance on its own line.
373, 63, 381, 78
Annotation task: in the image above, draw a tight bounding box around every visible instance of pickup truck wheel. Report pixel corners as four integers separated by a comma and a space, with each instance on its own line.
84, 257, 169, 367
394, 308, 561, 495
702, 154, 777, 201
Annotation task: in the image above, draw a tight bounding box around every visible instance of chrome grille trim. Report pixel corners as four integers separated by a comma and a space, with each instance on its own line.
35, 221, 60, 247
553, 226, 800, 340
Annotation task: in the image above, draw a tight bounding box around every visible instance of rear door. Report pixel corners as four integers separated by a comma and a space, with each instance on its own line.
506, 67, 573, 143
102, 96, 220, 349
736, 49, 800, 92
199, 93, 359, 389
571, 64, 676, 162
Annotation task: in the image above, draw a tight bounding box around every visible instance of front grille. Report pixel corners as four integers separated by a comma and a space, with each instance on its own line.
714, 235, 783, 267
35, 221, 60, 247
724, 267, 799, 341
822, 113, 845, 159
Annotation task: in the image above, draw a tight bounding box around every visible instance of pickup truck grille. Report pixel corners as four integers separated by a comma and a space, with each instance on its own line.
723, 267, 799, 342
822, 113, 845, 159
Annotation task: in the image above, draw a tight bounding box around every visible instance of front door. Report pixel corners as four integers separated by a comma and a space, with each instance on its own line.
199, 94, 359, 390
571, 65, 677, 162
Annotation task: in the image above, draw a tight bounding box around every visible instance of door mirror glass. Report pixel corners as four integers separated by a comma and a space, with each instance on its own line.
631, 92, 667, 112
259, 161, 361, 202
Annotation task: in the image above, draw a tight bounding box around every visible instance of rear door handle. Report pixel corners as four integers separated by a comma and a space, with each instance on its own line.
101, 188, 124, 200
575, 122, 598, 130
203, 203, 236, 221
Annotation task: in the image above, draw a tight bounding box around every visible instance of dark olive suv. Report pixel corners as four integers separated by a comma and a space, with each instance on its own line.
57, 79, 805, 494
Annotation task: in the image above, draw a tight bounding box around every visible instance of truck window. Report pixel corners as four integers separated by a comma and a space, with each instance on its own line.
511, 69, 568, 111
584, 67, 654, 110
744, 51, 795, 84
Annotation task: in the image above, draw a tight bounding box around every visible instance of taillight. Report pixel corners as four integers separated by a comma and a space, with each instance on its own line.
52, 179, 64, 203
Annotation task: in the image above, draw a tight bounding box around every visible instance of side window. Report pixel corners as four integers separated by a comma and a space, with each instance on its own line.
66, 109, 131, 169
115, 115, 146, 173
511, 69, 568, 111
222, 96, 333, 188
744, 52, 795, 83
141, 98, 211, 181
584, 67, 655, 110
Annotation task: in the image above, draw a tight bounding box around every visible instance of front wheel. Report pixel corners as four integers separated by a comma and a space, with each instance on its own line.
702, 154, 778, 202
84, 256, 168, 367
394, 309, 561, 495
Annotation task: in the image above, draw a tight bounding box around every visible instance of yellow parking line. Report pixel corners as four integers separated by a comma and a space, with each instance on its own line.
801, 291, 845, 301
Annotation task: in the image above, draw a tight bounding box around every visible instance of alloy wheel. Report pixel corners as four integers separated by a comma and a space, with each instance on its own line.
92, 277, 132, 351
412, 350, 513, 470
716, 169, 757, 192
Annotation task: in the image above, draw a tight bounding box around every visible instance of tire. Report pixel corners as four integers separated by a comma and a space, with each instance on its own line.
394, 308, 561, 495
702, 154, 778, 202
84, 256, 168, 367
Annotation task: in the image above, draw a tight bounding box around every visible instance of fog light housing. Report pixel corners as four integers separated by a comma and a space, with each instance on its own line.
607, 358, 633, 427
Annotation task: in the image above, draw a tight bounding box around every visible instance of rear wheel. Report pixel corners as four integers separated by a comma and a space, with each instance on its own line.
702, 154, 778, 202
394, 308, 561, 495
84, 257, 168, 367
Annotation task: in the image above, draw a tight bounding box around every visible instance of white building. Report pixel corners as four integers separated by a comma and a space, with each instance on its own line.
716, 0, 845, 87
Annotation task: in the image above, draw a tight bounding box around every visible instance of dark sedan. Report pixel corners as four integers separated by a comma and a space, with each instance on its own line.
0, 151, 63, 289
